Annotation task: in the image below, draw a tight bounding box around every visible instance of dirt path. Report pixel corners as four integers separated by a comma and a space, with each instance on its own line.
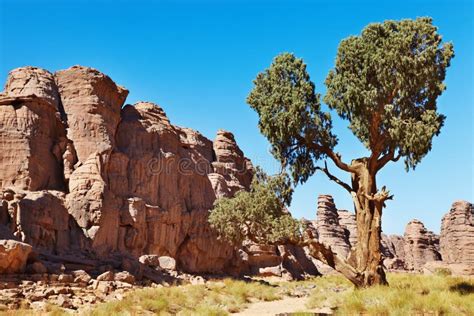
234, 296, 324, 315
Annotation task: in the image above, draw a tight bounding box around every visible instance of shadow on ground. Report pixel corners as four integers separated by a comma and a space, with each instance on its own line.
449, 282, 474, 295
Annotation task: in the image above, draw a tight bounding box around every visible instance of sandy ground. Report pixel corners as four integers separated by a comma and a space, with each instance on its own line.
234, 296, 325, 315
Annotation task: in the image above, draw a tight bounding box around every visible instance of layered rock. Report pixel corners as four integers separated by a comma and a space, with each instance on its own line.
439, 201, 474, 265
316, 195, 350, 258
55, 66, 128, 163
337, 210, 357, 248
0, 66, 253, 275
0, 67, 67, 191
404, 219, 441, 271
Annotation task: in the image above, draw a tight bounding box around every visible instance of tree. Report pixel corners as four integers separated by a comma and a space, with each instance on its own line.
245, 17, 454, 287
209, 169, 364, 286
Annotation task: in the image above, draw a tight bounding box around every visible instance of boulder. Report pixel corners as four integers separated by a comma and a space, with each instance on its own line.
0, 240, 32, 273
97, 271, 114, 282
258, 265, 282, 277
157, 256, 177, 270
114, 271, 135, 284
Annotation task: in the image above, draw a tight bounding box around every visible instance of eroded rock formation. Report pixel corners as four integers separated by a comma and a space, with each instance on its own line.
440, 201, 474, 265
316, 195, 351, 258
404, 219, 441, 271
0, 65, 253, 275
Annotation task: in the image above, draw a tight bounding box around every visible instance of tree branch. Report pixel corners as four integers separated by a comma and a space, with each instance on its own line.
321, 146, 359, 173
315, 161, 353, 194
376, 149, 401, 171
299, 238, 363, 287
363, 186, 393, 203
292, 134, 357, 174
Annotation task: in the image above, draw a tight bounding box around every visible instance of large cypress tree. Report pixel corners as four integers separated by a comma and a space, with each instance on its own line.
245, 17, 454, 287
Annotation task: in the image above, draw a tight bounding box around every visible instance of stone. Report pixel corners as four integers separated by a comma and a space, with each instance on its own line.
383, 257, 406, 270
258, 265, 282, 277
0, 239, 32, 273
278, 244, 319, 280
381, 234, 406, 260
56, 294, 73, 308
316, 195, 351, 258
4, 67, 60, 108
0, 65, 257, 276
73, 270, 92, 284
337, 210, 357, 248
246, 244, 282, 268
190, 275, 206, 285
95, 281, 113, 295
139, 254, 161, 268
16, 191, 76, 253
157, 256, 177, 270
210, 130, 253, 197
57, 273, 74, 283
55, 65, 128, 163
404, 220, 441, 271
439, 201, 474, 266
114, 271, 135, 284
97, 271, 114, 282
0, 68, 67, 191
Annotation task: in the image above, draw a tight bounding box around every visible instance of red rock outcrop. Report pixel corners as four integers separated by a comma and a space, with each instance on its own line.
0, 67, 67, 191
0, 239, 32, 273
0, 66, 253, 275
404, 219, 441, 271
439, 200, 474, 270
316, 195, 350, 258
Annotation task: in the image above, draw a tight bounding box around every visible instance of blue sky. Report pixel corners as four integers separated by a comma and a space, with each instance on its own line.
1, 0, 472, 235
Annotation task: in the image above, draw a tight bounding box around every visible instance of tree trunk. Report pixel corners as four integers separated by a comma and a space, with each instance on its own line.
351, 160, 388, 287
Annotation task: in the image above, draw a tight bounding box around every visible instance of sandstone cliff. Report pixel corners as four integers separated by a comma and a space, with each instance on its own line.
0, 66, 253, 274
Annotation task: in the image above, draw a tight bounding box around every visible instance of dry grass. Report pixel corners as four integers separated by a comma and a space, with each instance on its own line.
3, 273, 472, 315
306, 273, 474, 315
89, 278, 280, 315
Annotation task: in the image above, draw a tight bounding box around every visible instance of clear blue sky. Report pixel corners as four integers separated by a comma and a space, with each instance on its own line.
1, 0, 472, 235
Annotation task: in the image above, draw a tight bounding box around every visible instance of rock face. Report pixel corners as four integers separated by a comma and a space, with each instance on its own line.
0, 66, 253, 274
316, 195, 351, 258
439, 201, 474, 265
0, 67, 67, 191
337, 210, 357, 249
404, 220, 441, 271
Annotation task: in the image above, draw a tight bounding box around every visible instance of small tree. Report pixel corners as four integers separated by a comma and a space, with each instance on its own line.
243, 17, 453, 287
209, 169, 363, 285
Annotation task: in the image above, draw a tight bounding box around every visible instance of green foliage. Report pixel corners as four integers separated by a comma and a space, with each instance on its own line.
324, 17, 454, 169
248, 18, 454, 182
209, 168, 302, 246
247, 53, 337, 184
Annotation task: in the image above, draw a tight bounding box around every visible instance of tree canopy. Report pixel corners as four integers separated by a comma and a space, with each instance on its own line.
208, 168, 302, 246
324, 17, 454, 170
247, 17, 454, 184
